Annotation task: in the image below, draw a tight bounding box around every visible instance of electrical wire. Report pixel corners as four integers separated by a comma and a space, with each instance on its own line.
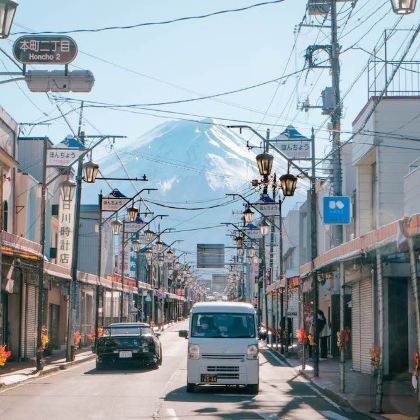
12, 1, 286, 35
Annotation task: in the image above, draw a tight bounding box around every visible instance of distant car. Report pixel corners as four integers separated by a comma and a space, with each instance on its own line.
95, 322, 162, 370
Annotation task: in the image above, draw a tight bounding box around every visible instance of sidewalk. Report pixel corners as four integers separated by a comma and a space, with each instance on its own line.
268, 344, 416, 419
0, 348, 95, 389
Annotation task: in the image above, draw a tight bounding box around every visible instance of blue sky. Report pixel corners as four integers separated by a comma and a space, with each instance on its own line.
4, 0, 417, 149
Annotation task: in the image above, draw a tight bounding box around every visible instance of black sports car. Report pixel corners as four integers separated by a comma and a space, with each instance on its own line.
95, 322, 162, 370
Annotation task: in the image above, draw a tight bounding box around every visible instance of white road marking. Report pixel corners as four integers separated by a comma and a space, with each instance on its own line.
165, 408, 179, 419
320, 410, 349, 420
264, 349, 288, 367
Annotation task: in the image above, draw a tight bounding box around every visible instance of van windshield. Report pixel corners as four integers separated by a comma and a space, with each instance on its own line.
191, 313, 256, 338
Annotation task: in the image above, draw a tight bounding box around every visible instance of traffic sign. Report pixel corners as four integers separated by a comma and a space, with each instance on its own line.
13, 35, 78, 65
323, 196, 351, 224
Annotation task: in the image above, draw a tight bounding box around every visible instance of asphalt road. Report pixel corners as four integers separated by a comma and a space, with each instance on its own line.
0, 322, 368, 419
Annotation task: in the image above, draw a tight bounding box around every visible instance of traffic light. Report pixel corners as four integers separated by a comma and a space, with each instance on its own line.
25, 69, 95, 92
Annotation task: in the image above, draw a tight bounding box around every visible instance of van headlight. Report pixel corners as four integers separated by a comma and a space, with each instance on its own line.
246, 344, 258, 360
188, 344, 200, 359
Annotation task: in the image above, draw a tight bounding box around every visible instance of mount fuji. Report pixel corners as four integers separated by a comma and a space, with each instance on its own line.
82, 119, 289, 261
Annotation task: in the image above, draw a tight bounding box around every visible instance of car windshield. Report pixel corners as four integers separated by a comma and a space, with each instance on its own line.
191, 313, 256, 338
103, 326, 153, 336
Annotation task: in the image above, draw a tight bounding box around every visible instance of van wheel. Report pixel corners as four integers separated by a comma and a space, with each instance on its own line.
248, 383, 259, 394
186, 383, 195, 393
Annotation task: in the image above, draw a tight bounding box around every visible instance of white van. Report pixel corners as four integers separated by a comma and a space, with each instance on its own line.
185, 302, 259, 393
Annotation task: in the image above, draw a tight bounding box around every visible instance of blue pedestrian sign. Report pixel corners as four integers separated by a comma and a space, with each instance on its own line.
323, 196, 351, 225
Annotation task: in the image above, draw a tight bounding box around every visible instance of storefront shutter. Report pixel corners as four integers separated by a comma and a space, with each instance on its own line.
24, 284, 38, 359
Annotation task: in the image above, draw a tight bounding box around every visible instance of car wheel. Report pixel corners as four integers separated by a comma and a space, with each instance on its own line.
96, 360, 104, 370
186, 383, 195, 393
247, 383, 259, 394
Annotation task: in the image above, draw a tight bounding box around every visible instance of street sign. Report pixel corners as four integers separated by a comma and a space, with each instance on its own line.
323, 196, 351, 224
101, 196, 131, 212
46, 147, 84, 167
244, 227, 262, 240
253, 201, 278, 217
13, 35, 78, 65
272, 125, 311, 160
125, 222, 146, 233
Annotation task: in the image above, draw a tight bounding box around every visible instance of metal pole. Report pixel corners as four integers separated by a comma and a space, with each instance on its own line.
119, 221, 125, 322
339, 261, 345, 392
408, 235, 420, 417
263, 233, 268, 336
310, 128, 319, 377
66, 131, 85, 362
36, 140, 48, 370
94, 193, 102, 346
373, 249, 384, 413
330, 0, 343, 246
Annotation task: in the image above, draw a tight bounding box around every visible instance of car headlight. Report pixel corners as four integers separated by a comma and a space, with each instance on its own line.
246, 344, 258, 360
188, 344, 200, 359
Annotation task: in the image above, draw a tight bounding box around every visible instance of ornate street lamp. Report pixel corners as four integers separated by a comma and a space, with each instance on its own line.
155, 238, 164, 253
60, 179, 76, 202
243, 206, 254, 224
158, 254, 164, 267
144, 229, 154, 242
0, 0, 18, 39
168, 268, 173, 277
237, 247, 244, 257
260, 219, 269, 236
235, 235, 244, 249
255, 152, 274, 176
390, 0, 417, 13
82, 160, 99, 184
252, 255, 260, 264
132, 239, 141, 252
175, 261, 181, 270
248, 246, 256, 258
145, 248, 153, 264
127, 206, 138, 222
279, 173, 298, 197
111, 219, 123, 236
166, 248, 174, 261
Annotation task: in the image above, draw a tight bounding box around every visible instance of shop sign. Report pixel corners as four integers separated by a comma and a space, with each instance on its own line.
57, 192, 75, 268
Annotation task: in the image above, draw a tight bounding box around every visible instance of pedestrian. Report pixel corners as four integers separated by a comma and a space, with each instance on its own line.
320, 321, 328, 360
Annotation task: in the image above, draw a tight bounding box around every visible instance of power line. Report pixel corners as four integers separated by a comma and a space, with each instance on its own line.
12, 1, 285, 35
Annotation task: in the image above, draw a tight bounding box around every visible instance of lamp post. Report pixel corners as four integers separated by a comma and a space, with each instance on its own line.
0, 0, 18, 39
390, 0, 417, 13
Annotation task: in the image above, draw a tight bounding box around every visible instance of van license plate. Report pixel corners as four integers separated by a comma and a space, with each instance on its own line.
201, 374, 217, 383
119, 351, 132, 358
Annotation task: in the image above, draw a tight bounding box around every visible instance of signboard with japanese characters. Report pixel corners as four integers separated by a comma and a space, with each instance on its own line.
253, 201, 278, 217
124, 221, 146, 233
244, 227, 262, 240
275, 139, 311, 160
101, 196, 131, 212
46, 147, 84, 167
57, 193, 75, 269
13, 35, 78, 65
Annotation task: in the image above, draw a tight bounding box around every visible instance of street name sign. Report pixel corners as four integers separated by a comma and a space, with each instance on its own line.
124, 222, 146, 233
13, 35, 78, 65
46, 147, 84, 167
275, 139, 311, 159
323, 196, 351, 224
101, 196, 131, 212
253, 201, 278, 217
244, 227, 262, 240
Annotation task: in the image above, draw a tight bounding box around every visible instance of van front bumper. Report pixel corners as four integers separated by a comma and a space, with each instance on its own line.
187, 358, 259, 386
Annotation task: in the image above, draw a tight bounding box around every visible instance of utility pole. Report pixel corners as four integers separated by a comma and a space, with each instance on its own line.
330, 0, 343, 246
119, 221, 126, 322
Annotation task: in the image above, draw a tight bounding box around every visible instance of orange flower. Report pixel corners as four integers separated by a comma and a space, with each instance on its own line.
296, 328, 307, 344
369, 343, 381, 370
0, 345, 11, 367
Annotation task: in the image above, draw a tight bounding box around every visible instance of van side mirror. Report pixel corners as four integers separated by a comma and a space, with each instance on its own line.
178, 330, 188, 338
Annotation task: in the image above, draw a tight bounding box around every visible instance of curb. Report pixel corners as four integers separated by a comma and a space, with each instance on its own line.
0, 353, 96, 390
267, 347, 382, 420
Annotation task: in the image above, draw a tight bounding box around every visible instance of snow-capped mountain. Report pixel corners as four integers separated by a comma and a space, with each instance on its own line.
82, 119, 288, 260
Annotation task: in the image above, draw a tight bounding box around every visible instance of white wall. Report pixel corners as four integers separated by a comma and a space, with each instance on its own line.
404, 159, 420, 217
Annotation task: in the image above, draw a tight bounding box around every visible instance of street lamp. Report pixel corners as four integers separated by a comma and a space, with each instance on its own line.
155, 238, 164, 253
82, 160, 99, 184
145, 248, 153, 264
279, 173, 298, 197
158, 254, 164, 267
144, 229, 154, 242
260, 219, 270, 236
60, 179, 76, 202
235, 235, 244, 249
237, 247, 244, 257
132, 238, 141, 252
0, 0, 17, 39
166, 248, 174, 261
111, 219, 123, 236
390, 0, 417, 13
127, 206, 138, 222
256, 152, 274, 176
243, 206, 254, 224
175, 261, 181, 270
248, 246, 256, 258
